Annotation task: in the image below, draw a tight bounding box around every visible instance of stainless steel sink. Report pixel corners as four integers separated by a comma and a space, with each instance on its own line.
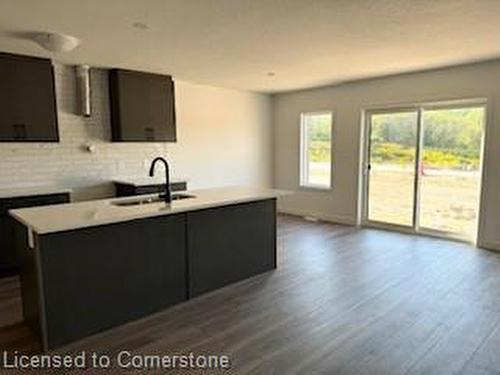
112, 193, 195, 207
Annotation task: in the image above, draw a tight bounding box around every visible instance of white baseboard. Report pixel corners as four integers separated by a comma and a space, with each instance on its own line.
477, 241, 500, 252
278, 208, 500, 252
277, 207, 356, 226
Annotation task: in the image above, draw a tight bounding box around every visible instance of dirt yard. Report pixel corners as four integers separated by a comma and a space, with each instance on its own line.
309, 162, 481, 239
368, 167, 480, 239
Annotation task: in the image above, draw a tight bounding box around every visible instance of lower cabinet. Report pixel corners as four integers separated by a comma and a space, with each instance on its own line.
36, 214, 187, 349
0, 192, 70, 278
187, 200, 277, 297
0, 215, 16, 276
17, 199, 276, 350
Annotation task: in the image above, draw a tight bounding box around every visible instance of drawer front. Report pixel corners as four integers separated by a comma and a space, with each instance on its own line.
115, 182, 187, 197
1, 193, 70, 212
171, 182, 187, 192
135, 185, 164, 195
137, 182, 187, 193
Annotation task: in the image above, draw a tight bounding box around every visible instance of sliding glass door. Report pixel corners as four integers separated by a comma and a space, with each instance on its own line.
366, 110, 418, 227
364, 103, 485, 241
419, 106, 484, 239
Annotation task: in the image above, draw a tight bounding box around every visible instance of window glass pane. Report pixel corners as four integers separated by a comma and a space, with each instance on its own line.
367, 111, 418, 226
301, 112, 332, 187
419, 106, 484, 238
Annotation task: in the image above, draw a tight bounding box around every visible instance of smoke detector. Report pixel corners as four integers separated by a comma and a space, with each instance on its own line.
32, 32, 81, 53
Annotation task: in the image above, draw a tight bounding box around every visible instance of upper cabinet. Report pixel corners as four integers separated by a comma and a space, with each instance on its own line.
0, 52, 59, 142
109, 69, 176, 142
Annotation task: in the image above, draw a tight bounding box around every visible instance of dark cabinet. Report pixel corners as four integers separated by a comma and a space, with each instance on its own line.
34, 214, 187, 348
15, 198, 277, 350
114, 181, 187, 197
0, 52, 59, 142
187, 200, 277, 297
0, 192, 70, 278
109, 69, 176, 142
0, 215, 16, 276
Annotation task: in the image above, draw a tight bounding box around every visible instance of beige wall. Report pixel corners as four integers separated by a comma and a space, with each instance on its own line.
0, 64, 273, 200
170, 81, 273, 190
273, 60, 500, 250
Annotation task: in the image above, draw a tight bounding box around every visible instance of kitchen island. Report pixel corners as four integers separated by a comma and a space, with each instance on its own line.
9, 187, 287, 351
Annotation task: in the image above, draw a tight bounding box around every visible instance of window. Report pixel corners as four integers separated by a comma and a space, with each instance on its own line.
300, 111, 333, 189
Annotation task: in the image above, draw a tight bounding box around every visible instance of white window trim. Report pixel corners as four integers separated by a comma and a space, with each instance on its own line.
299, 111, 333, 190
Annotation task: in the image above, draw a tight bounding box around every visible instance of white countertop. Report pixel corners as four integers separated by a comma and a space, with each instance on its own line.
9, 186, 289, 234
0, 185, 72, 199
113, 177, 188, 186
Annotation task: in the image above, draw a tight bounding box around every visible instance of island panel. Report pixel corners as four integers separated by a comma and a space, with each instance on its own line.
187, 199, 277, 297
14, 196, 279, 350
37, 213, 187, 349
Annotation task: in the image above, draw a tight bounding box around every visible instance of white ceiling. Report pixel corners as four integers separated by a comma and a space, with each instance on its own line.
1, 0, 500, 93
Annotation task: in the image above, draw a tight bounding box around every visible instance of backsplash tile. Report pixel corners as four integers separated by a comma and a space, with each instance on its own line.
0, 64, 170, 201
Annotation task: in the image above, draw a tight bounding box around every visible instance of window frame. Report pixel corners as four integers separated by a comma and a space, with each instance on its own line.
299, 110, 334, 190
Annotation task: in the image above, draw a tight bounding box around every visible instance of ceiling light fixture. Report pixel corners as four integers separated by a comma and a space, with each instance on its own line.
32, 32, 81, 53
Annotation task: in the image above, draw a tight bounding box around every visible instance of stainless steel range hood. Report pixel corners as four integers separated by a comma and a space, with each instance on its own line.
75, 64, 91, 117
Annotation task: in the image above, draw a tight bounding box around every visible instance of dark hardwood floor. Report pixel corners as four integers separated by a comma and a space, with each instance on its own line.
2, 214, 500, 374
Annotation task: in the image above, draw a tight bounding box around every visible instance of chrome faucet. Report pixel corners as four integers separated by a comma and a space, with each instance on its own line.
149, 157, 172, 203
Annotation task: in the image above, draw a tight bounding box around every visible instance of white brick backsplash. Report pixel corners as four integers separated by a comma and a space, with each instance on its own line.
0, 64, 170, 201
0, 63, 273, 202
